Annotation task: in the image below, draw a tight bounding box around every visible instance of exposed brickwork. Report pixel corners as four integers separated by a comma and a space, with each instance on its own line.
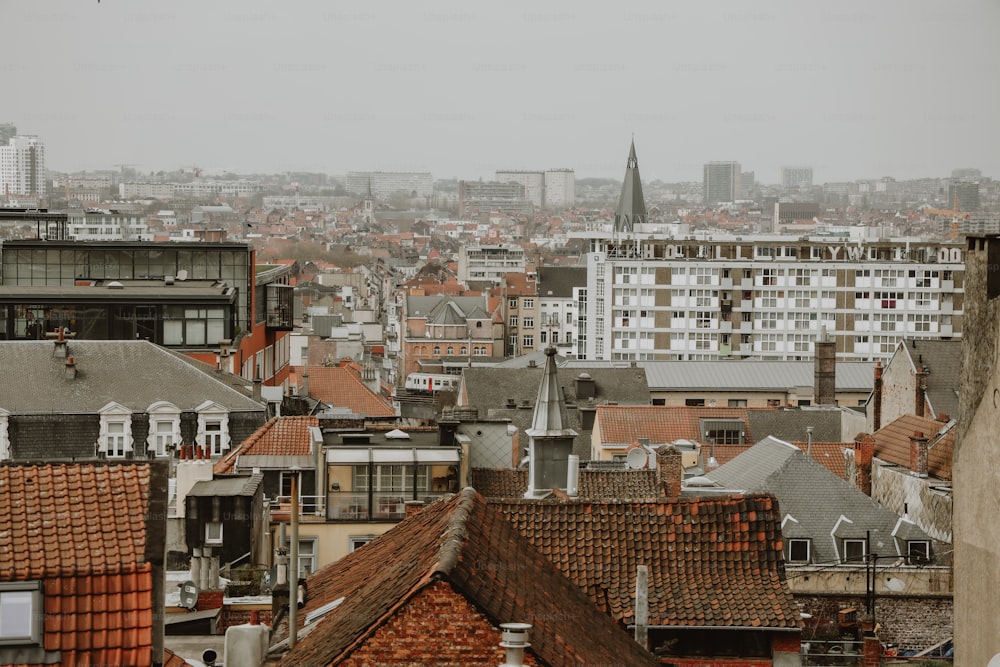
796, 594, 952, 651
340, 580, 541, 667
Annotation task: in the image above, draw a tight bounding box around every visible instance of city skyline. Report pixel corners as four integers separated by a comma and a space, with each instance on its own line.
6, 0, 999, 183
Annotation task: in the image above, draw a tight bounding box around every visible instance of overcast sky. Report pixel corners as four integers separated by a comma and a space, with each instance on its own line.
7, 0, 999, 183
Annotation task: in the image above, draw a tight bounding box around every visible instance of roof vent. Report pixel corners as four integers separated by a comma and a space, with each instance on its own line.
165, 275, 175, 285
499, 623, 531, 667
107, 281, 124, 289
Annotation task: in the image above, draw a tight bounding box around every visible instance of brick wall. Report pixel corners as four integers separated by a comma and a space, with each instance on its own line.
796, 594, 952, 651
339, 579, 540, 667
220, 606, 273, 633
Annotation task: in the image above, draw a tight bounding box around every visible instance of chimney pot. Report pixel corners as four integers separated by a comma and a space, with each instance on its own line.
64, 356, 77, 380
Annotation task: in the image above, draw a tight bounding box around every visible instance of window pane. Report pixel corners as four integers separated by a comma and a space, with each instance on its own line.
0, 590, 34, 638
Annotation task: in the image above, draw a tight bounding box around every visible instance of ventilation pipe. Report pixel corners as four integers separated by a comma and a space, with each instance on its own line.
806, 426, 814, 456
499, 623, 532, 667
566, 455, 579, 497
634, 565, 649, 649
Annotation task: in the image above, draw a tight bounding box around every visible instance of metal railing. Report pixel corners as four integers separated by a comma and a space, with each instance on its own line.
802, 640, 863, 666
270, 495, 326, 517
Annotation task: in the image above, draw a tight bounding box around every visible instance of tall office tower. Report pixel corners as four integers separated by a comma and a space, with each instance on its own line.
951, 168, 981, 181
948, 180, 980, 212
344, 171, 434, 199
703, 161, 740, 205
780, 166, 814, 190
495, 170, 544, 208
0, 135, 46, 197
543, 169, 575, 209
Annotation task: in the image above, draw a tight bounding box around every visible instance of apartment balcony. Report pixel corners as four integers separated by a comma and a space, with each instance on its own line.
265, 284, 294, 330
324, 491, 448, 522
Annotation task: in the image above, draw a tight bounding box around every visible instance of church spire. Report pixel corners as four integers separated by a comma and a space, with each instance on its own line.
613, 139, 647, 234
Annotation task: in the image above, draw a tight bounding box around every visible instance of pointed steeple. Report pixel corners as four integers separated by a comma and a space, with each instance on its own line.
525, 345, 578, 498
614, 139, 647, 233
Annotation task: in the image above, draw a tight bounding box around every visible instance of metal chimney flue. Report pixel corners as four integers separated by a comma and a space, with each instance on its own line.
499, 622, 531, 667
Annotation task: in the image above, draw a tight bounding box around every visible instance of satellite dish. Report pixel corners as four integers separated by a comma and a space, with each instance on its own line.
178, 580, 199, 610
625, 447, 648, 470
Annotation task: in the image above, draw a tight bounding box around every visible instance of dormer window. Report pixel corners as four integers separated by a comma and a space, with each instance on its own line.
196, 400, 230, 458
842, 539, 866, 563
98, 402, 133, 459
147, 401, 181, 458
787, 539, 811, 563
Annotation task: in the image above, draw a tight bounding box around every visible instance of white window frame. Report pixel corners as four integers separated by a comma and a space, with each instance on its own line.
0, 409, 9, 461
907, 540, 931, 564
0, 581, 43, 645
205, 521, 223, 545
349, 535, 377, 553
787, 538, 811, 563
146, 401, 181, 458
843, 539, 866, 563
98, 402, 133, 459
196, 400, 230, 458
286, 536, 318, 575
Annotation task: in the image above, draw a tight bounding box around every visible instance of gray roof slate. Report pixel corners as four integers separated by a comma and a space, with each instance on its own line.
639, 360, 875, 392
188, 473, 263, 497
537, 266, 586, 298
460, 366, 648, 460
0, 340, 264, 414
704, 436, 930, 564
746, 407, 845, 444
898, 339, 961, 419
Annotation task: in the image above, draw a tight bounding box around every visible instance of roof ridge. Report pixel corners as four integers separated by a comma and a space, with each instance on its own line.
432, 488, 477, 576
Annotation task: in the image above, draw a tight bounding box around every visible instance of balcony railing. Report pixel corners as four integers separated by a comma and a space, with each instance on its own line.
325, 490, 449, 522
270, 495, 326, 520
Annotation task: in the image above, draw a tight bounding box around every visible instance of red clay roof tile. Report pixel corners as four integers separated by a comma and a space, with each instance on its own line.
214, 416, 319, 474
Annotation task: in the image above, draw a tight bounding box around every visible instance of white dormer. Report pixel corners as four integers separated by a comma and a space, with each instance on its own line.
98, 402, 133, 458
146, 401, 182, 457
196, 400, 231, 458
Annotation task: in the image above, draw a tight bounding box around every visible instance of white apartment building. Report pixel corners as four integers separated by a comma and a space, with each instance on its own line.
581, 141, 963, 363
537, 266, 584, 358
580, 231, 963, 362
0, 135, 45, 197
457, 244, 526, 284
495, 169, 576, 210
345, 171, 433, 199
543, 169, 576, 209
495, 171, 544, 208
67, 210, 152, 241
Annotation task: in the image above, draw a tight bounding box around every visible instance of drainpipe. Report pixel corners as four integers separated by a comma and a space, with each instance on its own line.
289, 467, 300, 648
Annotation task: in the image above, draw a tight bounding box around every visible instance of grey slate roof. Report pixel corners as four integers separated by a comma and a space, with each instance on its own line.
703, 436, 930, 565
188, 473, 263, 497
0, 340, 264, 414
898, 338, 961, 420
460, 366, 648, 460
747, 407, 845, 444
405, 295, 490, 320
537, 266, 586, 298
639, 360, 875, 392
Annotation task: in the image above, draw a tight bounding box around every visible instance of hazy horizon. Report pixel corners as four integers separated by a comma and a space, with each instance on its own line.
7, 0, 999, 183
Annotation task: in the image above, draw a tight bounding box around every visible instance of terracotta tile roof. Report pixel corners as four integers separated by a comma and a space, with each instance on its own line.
596, 405, 754, 445
278, 489, 656, 667
163, 648, 196, 667
0, 462, 159, 667
787, 441, 851, 479
493, 494, 801, 630
215, 416, 319, 474
871, 414, 954, 480
473, 467, 659, 500
305, 366, 396, 417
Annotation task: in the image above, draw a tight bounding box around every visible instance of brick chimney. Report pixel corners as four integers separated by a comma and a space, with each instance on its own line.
853, 434, 875, 496
872, 361, 883, 432
914, 366, 928, 418
53, 327, 68, 359
655, 445, 683, 498
909, 431, 929, 477
404, 500, 424, 518
814, 328, 836, 405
